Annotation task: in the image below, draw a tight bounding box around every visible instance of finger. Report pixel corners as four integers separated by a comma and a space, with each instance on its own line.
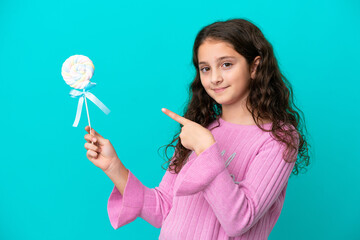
85, 126, 105, 139
86, 151, 96, 163
161, 108, 191, 125
87, 150, 98, 158
84, 142, 100, 152
84, 126, 109, 145
84, 134, 98, 143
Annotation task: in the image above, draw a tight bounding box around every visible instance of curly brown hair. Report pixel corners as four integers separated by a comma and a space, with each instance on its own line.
158, 18, 311, 177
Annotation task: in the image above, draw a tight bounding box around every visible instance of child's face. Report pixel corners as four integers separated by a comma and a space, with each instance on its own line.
198, 39, 258, 107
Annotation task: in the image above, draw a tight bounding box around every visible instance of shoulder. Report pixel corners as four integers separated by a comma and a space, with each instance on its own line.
259, 122, 299, 161
276, 121, 299, 144
255, 121, 299, 150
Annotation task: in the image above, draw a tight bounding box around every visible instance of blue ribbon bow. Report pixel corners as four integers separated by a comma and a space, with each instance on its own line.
69, 82, 110, 127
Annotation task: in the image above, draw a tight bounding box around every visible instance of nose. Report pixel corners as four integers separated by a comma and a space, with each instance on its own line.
210, 69, 223, 85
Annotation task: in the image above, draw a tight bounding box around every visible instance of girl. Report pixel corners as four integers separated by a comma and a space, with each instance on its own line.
84, 18, 310, 240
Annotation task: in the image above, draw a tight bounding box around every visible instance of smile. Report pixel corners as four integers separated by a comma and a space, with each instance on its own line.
213, 87, 228, 93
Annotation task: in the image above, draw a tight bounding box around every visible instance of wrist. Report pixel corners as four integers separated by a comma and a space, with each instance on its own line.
104, 158, 129, 195
104, 157, 125, 177
195, 138, 216, 156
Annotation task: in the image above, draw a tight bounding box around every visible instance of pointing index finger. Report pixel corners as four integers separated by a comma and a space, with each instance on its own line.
162, 108, 190, 125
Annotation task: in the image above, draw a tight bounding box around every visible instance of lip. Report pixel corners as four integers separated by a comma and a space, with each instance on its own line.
213, 86, 228, 93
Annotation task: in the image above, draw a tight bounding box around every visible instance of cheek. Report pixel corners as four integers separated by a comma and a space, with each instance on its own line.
200, 76, 208, 88
200, 77, 213, 95
225, 68, 250, 84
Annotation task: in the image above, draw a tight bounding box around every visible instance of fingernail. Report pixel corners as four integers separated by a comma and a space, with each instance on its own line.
93, 138, 97, 142
161, 108, 165, 112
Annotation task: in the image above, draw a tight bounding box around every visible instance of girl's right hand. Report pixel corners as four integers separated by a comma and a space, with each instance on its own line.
84, 126, 122, 174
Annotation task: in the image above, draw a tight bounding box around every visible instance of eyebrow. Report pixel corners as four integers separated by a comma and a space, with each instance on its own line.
198, 56, 236, 65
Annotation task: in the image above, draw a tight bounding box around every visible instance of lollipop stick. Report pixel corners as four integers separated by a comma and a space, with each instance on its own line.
83, 89, 93, 143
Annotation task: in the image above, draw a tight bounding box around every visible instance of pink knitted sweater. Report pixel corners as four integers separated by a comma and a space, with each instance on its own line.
107, 117, 298, 239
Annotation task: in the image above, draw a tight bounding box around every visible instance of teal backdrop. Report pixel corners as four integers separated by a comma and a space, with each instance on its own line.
1, 0, 359, 239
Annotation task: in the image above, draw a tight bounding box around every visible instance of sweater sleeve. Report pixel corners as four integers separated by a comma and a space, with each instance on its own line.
107, 166, 177, 229
173, 134, 298, 237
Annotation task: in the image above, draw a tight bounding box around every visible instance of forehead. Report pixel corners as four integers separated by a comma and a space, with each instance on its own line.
198, 39, 238, 61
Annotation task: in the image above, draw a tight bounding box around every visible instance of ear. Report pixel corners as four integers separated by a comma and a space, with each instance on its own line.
250, 56, 261, 79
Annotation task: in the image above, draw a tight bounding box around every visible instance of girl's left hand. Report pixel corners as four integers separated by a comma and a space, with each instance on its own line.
162, 108, 216, 156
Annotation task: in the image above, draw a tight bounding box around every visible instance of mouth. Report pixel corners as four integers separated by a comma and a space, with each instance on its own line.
213, 86, 229, 93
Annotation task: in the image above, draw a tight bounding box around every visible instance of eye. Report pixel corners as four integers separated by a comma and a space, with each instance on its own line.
200, 67, 210, 73
222, 62, 233, 68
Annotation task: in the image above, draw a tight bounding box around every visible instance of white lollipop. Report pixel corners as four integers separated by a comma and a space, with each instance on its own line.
61, 55, 95, 89
61, 55, 110, 134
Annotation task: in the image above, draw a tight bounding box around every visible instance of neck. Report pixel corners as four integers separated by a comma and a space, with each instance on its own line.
220, 99, 270, 125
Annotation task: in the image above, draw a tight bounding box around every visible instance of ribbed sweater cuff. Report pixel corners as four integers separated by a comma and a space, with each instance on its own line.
107, 170, 145, 229
173, 141, 226, 196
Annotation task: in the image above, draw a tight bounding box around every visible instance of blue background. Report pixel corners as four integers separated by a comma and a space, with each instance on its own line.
1, 0, 359, 239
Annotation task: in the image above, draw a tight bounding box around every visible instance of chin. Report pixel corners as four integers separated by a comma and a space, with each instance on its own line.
212, 98, 230, 105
